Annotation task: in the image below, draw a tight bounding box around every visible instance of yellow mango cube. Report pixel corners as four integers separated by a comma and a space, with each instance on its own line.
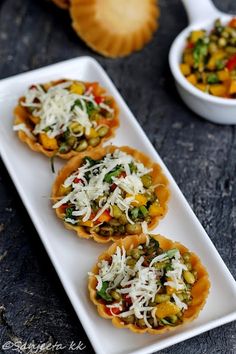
207, 51, 225, 70
229, 80, 236, 94
155, 301, 180, 319
217, 70, 230, 81
209, 84, 227, 97
39, 133, 58, 150
190, 30, 205, 43
180, 63, 191, 76
79, 220, 94, 227
70, 82, 85, 95
186, 74, 197, 85
85, 127, 98, 138
58, 184, 72, 196
149, 202, 164, 217
183, 53, 194, 66
132, 194, 147, 206
196, 83, 208, 92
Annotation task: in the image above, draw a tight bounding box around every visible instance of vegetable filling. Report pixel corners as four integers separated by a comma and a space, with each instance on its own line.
91, 236, 197, 328
180, 18, 236, 98
13, 80, 116, 153
53, 149, 163, 237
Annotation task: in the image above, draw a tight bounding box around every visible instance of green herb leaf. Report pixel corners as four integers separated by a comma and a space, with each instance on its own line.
43, 126, 51, 133
86, 101, 97, 116
59, 142, 70, 154
131, 207, 139, 220
193, 39, 208, 67
83, 156, 96, 167
140, 206, 148, 217
71, 99, 82, 111
104, 167, 122, 183
97, 282, 113, 302
65, 207, 74, 219
207, 73, 219, 84
50, 156, 55, 174
129, 162, 137, 173
216, 59, 225, 70
166, 248, 179, 259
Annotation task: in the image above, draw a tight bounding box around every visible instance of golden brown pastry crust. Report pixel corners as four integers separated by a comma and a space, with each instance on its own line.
88, 234, 210, 334
69, 0, 160, 58
13, 80, 119, 159
51, 145, 170, 243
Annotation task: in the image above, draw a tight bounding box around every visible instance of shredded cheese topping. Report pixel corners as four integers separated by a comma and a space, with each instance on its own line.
15, 81, 113, 138
93, 238, 189, 326
53, 149, 152, 223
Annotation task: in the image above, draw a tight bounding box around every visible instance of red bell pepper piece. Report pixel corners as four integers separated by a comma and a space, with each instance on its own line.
226, 54, 236, 71
228, 18, 236, 28
94, 96, 104, 105
186, 41, 194, 49
60, 203, 68, 213
97, 209, 112, 223
105, 306, 122, 316
73, 177, 82, 184
124, 295, 132, 305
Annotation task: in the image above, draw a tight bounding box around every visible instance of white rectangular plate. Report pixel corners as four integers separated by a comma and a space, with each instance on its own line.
0, 56, 236, 354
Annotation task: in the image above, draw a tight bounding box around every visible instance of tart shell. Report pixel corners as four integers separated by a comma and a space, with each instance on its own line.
88, 233, 210, 334
13, 80, 119, 159
69, 0, 160, 58
51, 145, 170, 243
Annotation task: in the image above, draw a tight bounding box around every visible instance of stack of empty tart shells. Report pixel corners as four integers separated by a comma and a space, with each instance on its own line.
51, 0, 160, 57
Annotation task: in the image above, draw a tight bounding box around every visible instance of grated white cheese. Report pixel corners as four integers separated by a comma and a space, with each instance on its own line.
19, 81, 114, 138
91, 243, 189, 325
53, 149, 152, 224
13, 123, 36, 140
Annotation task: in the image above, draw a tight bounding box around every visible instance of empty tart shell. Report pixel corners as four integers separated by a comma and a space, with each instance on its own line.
70, 0, 160, 58
51, 0, 70, 9
88, 233, 210, 334
13, 79, 119, 159
51, 145, 170, 243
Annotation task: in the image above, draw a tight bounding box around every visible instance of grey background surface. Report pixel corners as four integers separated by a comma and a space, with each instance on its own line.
0, 0, 235, 353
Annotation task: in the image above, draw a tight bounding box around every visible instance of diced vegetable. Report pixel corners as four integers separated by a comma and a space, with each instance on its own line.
180, 18, 236, 98
39, 133, 58, 150
97, 210, 112, 223
70, 82, 85, 95
180, 63, 191, 76
97, 282, 113, 301
149, 201, 163, 217
155, 301, 180, 319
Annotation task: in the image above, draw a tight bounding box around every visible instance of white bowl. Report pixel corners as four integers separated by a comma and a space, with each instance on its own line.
169, 0, 236, 125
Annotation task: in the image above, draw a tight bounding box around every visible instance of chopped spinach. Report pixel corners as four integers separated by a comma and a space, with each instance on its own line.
104, 167, 122, 183
97, 281, 113, 301
207, 73, 219, 84
65, 207, 74, 219
193, 39, 208, 67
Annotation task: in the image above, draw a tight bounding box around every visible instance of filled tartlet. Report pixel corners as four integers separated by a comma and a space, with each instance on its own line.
52, 146, 169, 243
88, 234, 210, 334
13, 79, 119, 159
